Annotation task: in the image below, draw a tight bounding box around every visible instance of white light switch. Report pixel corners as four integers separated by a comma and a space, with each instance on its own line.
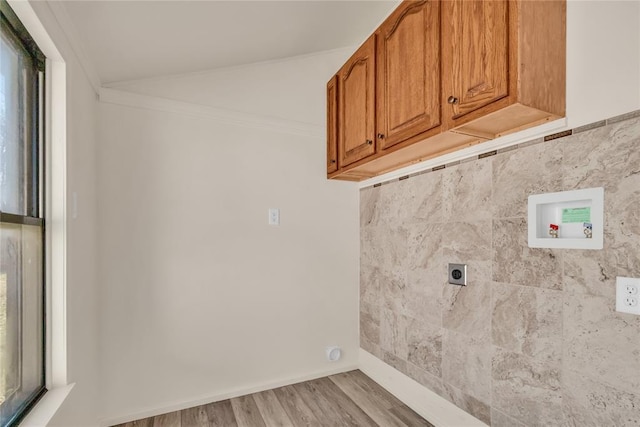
268, 208, 280, 226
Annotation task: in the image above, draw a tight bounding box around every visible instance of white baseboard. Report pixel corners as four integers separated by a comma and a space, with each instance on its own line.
358, 349, 487, 427
102, 352, 488, 427
99, 363, 358, 427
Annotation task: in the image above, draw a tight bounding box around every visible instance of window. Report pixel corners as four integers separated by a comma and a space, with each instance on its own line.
0, 1, 46, 425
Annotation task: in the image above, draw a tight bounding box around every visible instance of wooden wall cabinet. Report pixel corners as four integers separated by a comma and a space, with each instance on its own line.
376, 0, 440, 150
327, 0, 566, 181
442, 0, 566, 139
442, 0, 509, 121
337, 36, 376, 169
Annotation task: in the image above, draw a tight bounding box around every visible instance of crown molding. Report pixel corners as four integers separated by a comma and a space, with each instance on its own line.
105, 45, 356, 89
45, 1, 102, 93
99, 88, 325, 139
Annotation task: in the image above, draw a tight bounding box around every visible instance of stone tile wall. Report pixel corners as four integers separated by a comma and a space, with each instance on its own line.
360, 112, 640, 426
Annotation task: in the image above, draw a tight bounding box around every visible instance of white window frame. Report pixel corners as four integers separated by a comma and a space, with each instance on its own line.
6, 1, 71, 424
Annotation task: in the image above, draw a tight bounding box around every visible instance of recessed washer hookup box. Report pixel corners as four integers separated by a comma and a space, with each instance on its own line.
528, 187, 604, 250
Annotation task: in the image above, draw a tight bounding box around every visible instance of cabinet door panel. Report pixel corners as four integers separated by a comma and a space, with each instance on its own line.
377, 0, 440, 150
443, 0, 509, 120
326, 75, 338, 174
339, 37, 376, 167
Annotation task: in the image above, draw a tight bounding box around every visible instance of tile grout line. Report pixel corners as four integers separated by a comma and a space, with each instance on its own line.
558, 138, 566, 427
359, 109, 640, 191
439, 172, 446, 404
488, 153, 494, 423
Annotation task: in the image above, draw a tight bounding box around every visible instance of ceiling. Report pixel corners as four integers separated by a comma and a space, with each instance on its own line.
60, 0, 398, 84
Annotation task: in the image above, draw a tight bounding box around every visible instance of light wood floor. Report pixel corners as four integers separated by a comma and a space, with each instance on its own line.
113, 370, 433, 427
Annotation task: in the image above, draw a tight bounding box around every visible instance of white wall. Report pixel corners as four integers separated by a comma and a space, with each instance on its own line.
25, 1, 101, 426
97, 51, 360, 423
566, 0, 640, 127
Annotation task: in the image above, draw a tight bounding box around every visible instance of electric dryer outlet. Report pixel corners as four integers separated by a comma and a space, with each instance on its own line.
448, 263, 467, 286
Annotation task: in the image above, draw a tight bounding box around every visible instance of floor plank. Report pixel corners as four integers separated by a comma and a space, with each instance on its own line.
293, 379, 356, 426
329, 372, 407, 427
209, 401, 238, 427
309, 377, 378, 427
181, 404, 211, 426
116, 418, 154, 427
272, 384, 321, 427
153, 411, 181, 427
181, 401, 238, 427
390, 404, 435, 427
346, 370, 406, 408
252, 389, 294, 427
112, 370, 433, 427
230, 395, 266, 427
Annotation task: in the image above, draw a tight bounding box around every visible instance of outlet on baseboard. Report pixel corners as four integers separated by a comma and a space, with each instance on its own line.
616, 277, 640, 315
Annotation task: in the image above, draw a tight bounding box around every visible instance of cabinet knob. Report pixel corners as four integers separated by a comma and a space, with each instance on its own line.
377, 133, 385, 139
366, 139, 373, 145
447, 96, 459, 105
330, 159, 336, 164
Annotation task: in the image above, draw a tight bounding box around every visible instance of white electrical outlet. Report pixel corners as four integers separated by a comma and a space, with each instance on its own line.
616, 277, 640, 315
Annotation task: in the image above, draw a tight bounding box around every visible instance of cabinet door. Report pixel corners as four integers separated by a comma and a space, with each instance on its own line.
442, 0, 509, 120
376, 0, 440, 150
338, 36, 376, 167
326, 75, 338, 174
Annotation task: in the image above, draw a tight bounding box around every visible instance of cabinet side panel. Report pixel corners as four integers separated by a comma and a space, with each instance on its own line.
518, 0, 566, 116
327, 76, 338, 174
